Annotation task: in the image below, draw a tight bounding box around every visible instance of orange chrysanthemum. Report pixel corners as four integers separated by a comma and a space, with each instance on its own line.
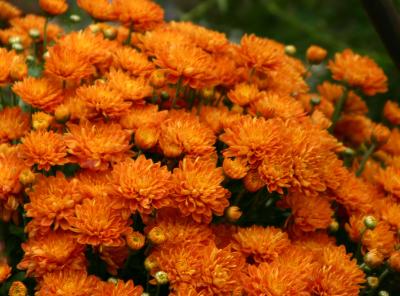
113, 0, 164, 31
68, 195, 132, 247
95, 280, 144, 296
227, 83, 261, 106
75, 170, 114, 200
0, 149, 25, 200
238, 34, 284, 73
17, 231, 86, 277
383, 100, 400, 126
76, 82, 131, 119
284, 191, 333, 233
112, 46, 155, 77
0, 48, 15, 84
39, 0, 68, 15
375, 166, 400, 200
25, 173, 81, 231
0, 0, 21, 20
106, 68, 152, 101
112, 155, 171, 214
362, 222, 397, 257
77, 0, 116, 21
328, 49, 387, 96
10, 14, 62, 42
0, 107, 30, 144
0, 262, 11, 283
170, 157, 230, 223
159, 111, 216, 158
119, 104, 168, 132
232, 225, 291, 263
64, 119, 132, 171
12, 77, 63, 111
306, 45, 327, 64
35, 269, 100, 296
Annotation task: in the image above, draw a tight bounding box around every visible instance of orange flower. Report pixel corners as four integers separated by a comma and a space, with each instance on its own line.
39, 0, 68, 15
375, 166, 400, 200
328, 49, 387, 96
362, 222, 396, 257
0, 149, 25, 200
96, 280, 143, 296
0, 0, 21, 20
126, 231, 145, 250
152, 41, 216, 89
10, 14, 62, 42
345, 213, 366, 242
388, 251, 400, 272
170, 157, 230, 223
10, 55, 28, 81
32, 112, 53, 130
17, 231, 86, 277
120, 104, 168, 132
113, 0, 164, 31
159, 111, 216, 158
106, 68, 152, 101
383, 100, 400, 125
112, 46, 155, 77
381, 128, 400, 156
248, 91, 305, 120
306, 45, 327, 64
76, 82, 131, 119
68, 195, 132, 247
222, 157, 248, 179
0, 48, 16, 84
75, 170, 114, 200
378, 199, 400, 230
312, 246, 365, 296
77, 0, 116, 21
99, 246, 129, 275
20, 130, 68, 171
64, 119, 132, 171
12, 77, 63, 111
0, 107, 30, 144
232, 225, 291, 263
284, 191, 333, 232
238, 34, 284, 73
0, 262, 11, 283
25, 173, 81, 231
35, 269, 100, 296
112, 155, 171, 214
227, 83, 261, 106
44, 43, 96, 82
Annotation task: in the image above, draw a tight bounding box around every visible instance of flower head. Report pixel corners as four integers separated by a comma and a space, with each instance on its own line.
112, 46, 155, 77
39, 0, 68, 15
0, 48, 15, 84
0, 149, 26, 200
383, 100, 400, 125
0, 107, 30, 144
96, 280, 144, 296
0, 262, 11, 283
0, 1, 21, 21
77, 0, 116, 21
227, 83, 261, 106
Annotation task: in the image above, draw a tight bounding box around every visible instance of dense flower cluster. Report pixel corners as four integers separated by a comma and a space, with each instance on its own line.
0, 0, 398, 295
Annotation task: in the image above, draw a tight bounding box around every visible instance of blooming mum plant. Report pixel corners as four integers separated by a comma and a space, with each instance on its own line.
0, 0, 399, 295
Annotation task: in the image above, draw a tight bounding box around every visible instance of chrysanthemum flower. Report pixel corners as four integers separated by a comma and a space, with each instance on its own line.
106, 68, 152, 101
68, 195, 132, 247
0, 48, 15, 84
32, 112, 53, 130
35, 269, 100, 296
328, 49, 387, 96
112, 46, 155, 77
159, 111, 216, 158
378, 199, 400, 230
0, 107, 30, 144
375, 166, 400, 200
170, 157, 230, 223
39, 0, 68, 15
113, 0, 164, 31
120, 104, 168, 132
20, 129, 68, 171
76, 82, 131, 119
17, 231, 86, 277
112, 155, 171, 214
306, 45, 327, 64
95, 280, 144, 296
10, 14, 62, 42
75, 170, 114, 200
77, 0, 117, 21
25, 173, 80, 231
381, 128, 400, 156
233, 225, 290, 264
64, 119, 132, 171
0, 0, 21, 20
383, 100, 400, 125
0, 149, 25, 200
283, 192, 333, 233
227, 83, 261, 106
12, 77, 63, 112
238, 34, 284, 74
99, 246, 129, 275
0, 262, 11, 283
362, 222, 396, 257
198, 106, 231, 134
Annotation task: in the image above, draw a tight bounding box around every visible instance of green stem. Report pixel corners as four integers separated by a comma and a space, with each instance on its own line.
43, 16, 50, 53
171, 77, 183, 109
124, 24, 133, 46
356, 142, 377, 177
328, 88, 348, 133
156, 284, 161, 296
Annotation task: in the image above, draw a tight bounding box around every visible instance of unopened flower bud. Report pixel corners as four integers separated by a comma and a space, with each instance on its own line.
19, 169, 36, 186
141, 293, 150, 296
69, 14, 81, 23
160, 91, 169, 100
310, 97, 321, 106
28, 28, 40, 39
148, 227, 166, 245
364, 216, 377, 230
54, 105, 70, 123
364, 249, 384, 269
388, 251, 400, 272
32, 112, 53, 130
343, 147, 355, 156
11, 42, 24, 53
144, 256, 158, 271
89, 24, 101, 34
154, 271, 168, 285
222, 158, 248, 179
306, 45, 327, 64
26, 55, 35, 63
150, 70, 166, 88
378, 291, 390, 296
107, 277, 118, 284
285, 45, 296, 55
225, 206, 242, 223
367, 276, 379, 289
103, 27, 117, 40
126, 231, 145, 251
243, 171, 264, 192
9, 281, 27, 296
329, 220, 339, 233
43, 51, 50, 59
8, 36, 21, 45
135, 126, 159, 150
